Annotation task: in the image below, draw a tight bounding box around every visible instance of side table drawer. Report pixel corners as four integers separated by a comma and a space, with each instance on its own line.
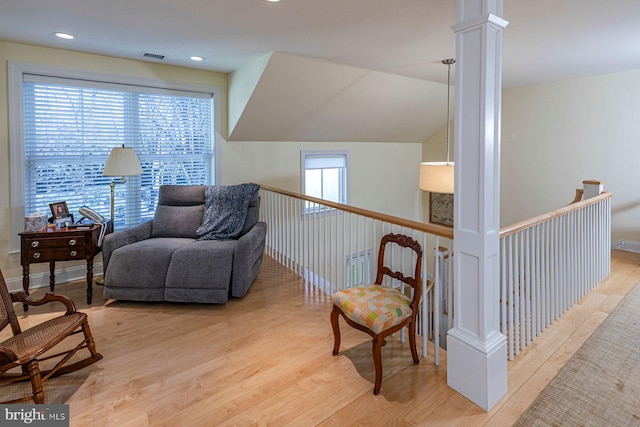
27, 247, 87, 262
24, 235, 85, 250
19, 221, 112, 308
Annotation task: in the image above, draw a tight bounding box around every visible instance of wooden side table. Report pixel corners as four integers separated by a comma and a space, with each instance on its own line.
19, 221, 112, 310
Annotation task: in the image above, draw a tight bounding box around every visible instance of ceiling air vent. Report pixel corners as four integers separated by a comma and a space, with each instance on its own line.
141, 52, 167, 60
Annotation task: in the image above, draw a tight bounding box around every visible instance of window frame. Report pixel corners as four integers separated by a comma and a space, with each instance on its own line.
300, 150, 350, 215
8, 61, 222, 252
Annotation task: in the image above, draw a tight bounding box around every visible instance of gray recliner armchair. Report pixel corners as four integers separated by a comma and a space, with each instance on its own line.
102, 184, 266, 303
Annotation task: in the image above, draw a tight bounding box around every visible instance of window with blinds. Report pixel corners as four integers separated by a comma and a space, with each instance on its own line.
300, 150, 349, 213
22, 75, 214, 229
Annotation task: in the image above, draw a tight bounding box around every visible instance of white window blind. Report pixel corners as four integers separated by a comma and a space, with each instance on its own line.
22, 75, 214, 228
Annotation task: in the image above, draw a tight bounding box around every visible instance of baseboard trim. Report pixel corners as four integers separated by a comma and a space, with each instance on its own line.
611, 240, 640, 254
3, 243, 637, 293
4, 263, 105, 293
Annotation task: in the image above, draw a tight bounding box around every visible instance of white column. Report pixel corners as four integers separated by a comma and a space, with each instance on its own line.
447, 0, 508, 411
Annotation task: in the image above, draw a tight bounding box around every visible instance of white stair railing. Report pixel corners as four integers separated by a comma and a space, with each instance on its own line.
258, 184, 453, 365
258, 181, 612, 362
499, 184, 612, 360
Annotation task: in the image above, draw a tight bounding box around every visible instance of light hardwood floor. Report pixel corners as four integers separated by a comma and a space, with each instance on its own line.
3, 250, 640, 426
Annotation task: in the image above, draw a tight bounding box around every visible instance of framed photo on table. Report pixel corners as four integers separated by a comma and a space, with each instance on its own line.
54, 216, 74, 229
429, 192, 453, 227
50, 201, 70, 219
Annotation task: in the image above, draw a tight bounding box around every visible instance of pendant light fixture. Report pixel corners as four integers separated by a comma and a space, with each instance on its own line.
419, 58, 455, 194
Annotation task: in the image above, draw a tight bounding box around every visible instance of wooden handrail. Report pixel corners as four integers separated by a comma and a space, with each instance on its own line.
258, 184, 611, 241
257, 183, 454, 239
499, 192, 612, 238
570, 189, 584, 204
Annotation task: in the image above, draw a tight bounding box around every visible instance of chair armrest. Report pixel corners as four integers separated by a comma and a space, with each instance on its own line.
102, 221, 153, 273
231, 222, 267, 298
0, 347, 18, 365
235, 221, 267, 264
10, 291, 77, 315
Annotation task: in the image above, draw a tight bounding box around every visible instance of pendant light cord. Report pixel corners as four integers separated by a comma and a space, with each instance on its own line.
443, 59, 455, 165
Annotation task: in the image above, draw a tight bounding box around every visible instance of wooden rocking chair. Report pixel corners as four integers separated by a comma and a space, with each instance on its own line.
0, 268, 102, 404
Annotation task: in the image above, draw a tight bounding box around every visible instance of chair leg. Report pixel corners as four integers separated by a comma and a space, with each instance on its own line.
372, 336, 384, 395
47, 322, 103, 380
26, 361, 44, 404
330, 306, 341, 356
82, 321, 101, 359
409, 320, 420, 364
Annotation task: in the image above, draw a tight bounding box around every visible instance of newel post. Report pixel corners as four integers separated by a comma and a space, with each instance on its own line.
583, 180, 604, 199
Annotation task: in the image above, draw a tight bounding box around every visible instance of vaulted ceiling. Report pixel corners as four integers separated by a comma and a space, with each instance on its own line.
2, 0, 639, 142
227, 52, 449, 142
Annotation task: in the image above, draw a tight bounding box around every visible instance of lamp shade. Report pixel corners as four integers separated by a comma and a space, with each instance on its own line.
419, 162, 454, 194
103, 147, 143, 177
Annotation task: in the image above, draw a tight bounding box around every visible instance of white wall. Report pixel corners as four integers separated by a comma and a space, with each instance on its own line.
422, 69, 640, 244
221, 141, 423, 221
501, 69, 640, 243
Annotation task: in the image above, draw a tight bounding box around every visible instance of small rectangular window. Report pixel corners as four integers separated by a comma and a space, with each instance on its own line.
301, 150, 349, 213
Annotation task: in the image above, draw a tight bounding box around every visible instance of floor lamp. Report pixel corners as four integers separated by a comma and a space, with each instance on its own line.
103, 144, 143, 226
97, 145, 142, 285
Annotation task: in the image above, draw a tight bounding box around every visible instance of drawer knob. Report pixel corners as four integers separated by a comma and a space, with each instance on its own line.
31, 241, 39, 248
33, 252, 41, 259
69, 239, 77, 246
70, 250, 78, 257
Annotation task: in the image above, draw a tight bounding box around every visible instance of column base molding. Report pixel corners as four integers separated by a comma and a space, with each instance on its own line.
446, 328, 507, 411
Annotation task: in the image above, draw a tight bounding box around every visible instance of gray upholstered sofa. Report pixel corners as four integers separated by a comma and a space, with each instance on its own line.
102, 184, 266, 303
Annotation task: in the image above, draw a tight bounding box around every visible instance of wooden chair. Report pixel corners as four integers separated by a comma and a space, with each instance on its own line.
330, 233, 425, 395
0, 268, 102, 404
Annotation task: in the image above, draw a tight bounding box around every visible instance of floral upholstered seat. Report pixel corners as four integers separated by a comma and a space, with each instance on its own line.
330, 284, 412, 334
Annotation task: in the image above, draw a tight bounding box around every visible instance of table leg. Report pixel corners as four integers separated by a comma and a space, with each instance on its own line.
22, 265, 30, 312
49, 261, 55, 292
86, 259, 93, 305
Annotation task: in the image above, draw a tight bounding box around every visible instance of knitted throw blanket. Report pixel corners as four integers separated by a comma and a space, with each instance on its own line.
196, 183, 259, 241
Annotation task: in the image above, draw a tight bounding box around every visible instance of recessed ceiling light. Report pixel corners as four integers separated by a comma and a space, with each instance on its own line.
55, 32, 74, 40
267, 0, 280, 2
190, 56, 204, 62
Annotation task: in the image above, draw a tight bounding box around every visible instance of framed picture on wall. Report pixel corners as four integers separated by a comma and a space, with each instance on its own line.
429, 192, 453, 227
